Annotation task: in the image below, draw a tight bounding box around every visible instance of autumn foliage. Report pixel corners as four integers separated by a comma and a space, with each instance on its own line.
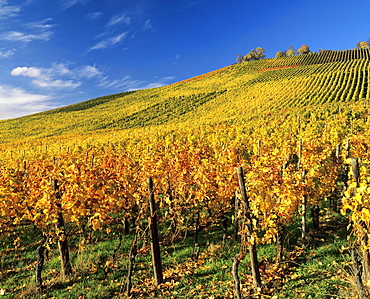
2, 49, 370, 297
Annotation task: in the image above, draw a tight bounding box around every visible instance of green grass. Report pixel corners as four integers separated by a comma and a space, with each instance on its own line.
277, 212, 352, 299
0, 208, 355, 299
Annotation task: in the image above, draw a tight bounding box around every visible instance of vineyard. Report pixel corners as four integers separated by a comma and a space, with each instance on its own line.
1, 49, 370, 298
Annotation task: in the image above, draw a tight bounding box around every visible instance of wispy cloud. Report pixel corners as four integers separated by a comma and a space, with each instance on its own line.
142, 77, 176, 89
184, 2, 199, 9
27, 18, 56, 30
98, 75, 175, 91
59, 0, 91, 10
173, 53, 181, 65
107, 12, 131, 27
76, 65, 102, 79
0, 49, 15, 58
88, 32, 129, 51
0, 84, 56, 120
11, 63, 102, 89
0, 31, 52, 43
0, 18, 55, 43
86, 11, 103, 20
142, 20, 152, 30
0, 1, 21, 20
98, 75, 140, 90
87, 10, 135, 53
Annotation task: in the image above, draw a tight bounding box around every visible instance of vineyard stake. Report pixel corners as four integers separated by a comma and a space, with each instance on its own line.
345, 139, 350, 159
147, 177, 164, 286
35, 234, 48, 291
335, 143, 341, 160
351, 247, 368, 299
298, 139, 303, 169
349, 158, 370, 282
233, 190, 240, 242
236, 167, 262, 291
301, 170, 308, 245
231, 254, 242, 299
349, 158, 360, 188
52, 179, 73, 277
124, 234, 138, 297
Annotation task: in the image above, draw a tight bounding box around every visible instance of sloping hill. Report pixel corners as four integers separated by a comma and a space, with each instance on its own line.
1, 49, 370, 143
1, 49, 370, 299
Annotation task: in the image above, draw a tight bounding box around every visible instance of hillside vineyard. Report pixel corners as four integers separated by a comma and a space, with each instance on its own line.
1, 49, 370, 297
1, 49, 370, 142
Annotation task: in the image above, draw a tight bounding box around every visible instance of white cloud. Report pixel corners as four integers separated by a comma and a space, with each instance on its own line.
0, 1, 21, 20
86, 11, 103, 20
88, 11, 133, 52
27, 18, 56, 30
0, 49, 14, 58
142, 77, 176, 89
60, 0, 91, 10
76, 65, 102, 79
0, 18, 55, 43
98, 75, 138, 90
0, 84, 56, 120
60, 0, 78, 9
11, 63, 102, 89
142, 20, 152, 30
88, 32, 129, 51
184, 2, 199, 9
107, 13, 131, 27
98, 75, 175, 91
11, 66, 42, 77
0, 31, 52, 43
32, 79, 81, 89
50, 63, 71, 76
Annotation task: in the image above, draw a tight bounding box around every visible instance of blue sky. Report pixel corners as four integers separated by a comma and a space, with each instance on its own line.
1, 0, 370, 119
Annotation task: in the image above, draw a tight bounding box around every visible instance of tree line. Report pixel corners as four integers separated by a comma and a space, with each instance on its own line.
236, 40, 370, 63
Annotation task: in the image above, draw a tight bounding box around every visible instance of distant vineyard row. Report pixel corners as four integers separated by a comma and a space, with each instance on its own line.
1, 49, 370, 143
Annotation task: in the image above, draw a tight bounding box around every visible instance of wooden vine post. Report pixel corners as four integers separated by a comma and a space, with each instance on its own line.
231, 254, 242, 299
335, 143, 341, 161
343, 140, 366, 295
236, 167, 262, 291
345, 155, 370, 298
345, 139, 350, 160
329, 143, 342, 212
53, 179, 73, 277
351, 247, 368, 299
297, 138, 303, 169
297, 139, 309, 244
350, 158, 370, 283
147, 177, 164, 286
192, 211, 202, 260
349, 157, 360, 188
124, 234, 138, 297
233, 190, 240, 242
277, 155, 298, 263
35, 235, 48, 291
301, 170, 308, 245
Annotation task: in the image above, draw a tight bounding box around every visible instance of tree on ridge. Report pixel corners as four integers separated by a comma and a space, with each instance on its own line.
298, 44, 311, 54
355, 41, 369, 49
285, 45, 297, 56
